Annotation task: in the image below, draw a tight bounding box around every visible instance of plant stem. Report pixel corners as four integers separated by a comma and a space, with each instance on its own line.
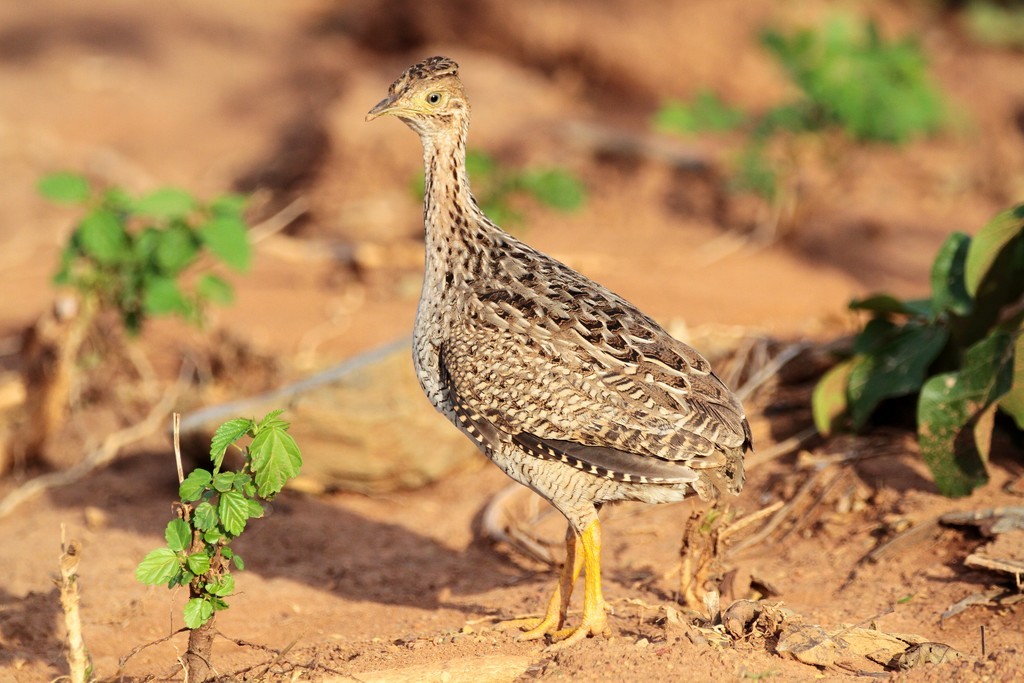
184, 611, 216, 683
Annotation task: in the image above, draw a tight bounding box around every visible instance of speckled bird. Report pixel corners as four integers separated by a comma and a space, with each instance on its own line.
367, 56, 752, 647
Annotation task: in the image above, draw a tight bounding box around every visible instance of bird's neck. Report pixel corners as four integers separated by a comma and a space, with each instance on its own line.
420, 123, 485, 253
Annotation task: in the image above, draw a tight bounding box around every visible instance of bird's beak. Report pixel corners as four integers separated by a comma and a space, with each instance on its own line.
366, 96, 398, 122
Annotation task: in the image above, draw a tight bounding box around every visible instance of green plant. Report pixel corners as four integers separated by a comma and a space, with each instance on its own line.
40, 172, 251, 334
653, 89, 747, 135
136, 411, 301, 679
813, 205, 1024, 496
964, 1, 1024, 49
414, 150, 585, 226
760, 18, 945, 143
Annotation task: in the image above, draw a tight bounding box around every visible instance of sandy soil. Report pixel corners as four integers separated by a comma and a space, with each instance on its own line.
0, 1, 1022, 681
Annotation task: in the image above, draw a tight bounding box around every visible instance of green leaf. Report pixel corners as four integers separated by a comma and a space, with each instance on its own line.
210, 193, 248, 217
519, 169, 585, 212
198, 216, 251, 272
210, 418, 253, 473
218, 490, 250, 536
165, 518, 192, 552
812, 358, 855, 436
232, 553, 245, 570
183, 597, 214, 629
153, 224, 199, 274
998, 327, 1024, 428
193, 501, 218, 531
249, 424, 302, 497
930, 232, 972, 317
247, 498, 264, 518
197, 273, 233, 305
180, 469, 212, 502
847, 323, 949, 429
654, 90, 747, 135
186, 552, 211, 575
849, 295, 931, 318
136, 547, 182, 585
202, 528, 223, 544
256, 409, 287, 432
142, 275, 189, 315
917, 330, 1015, 497
964, 204, 1024, 297
206, 573, 235, 597
77, 210, 130, 264
39, 172, 90, 203
209, 596, 230, 612
132, 187, 196, 219
213, 471, 236, 493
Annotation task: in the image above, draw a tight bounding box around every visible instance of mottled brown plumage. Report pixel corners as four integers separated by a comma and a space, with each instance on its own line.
367, 56, 751, 647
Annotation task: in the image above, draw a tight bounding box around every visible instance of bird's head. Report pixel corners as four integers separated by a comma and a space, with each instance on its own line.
365, 56, 469, 136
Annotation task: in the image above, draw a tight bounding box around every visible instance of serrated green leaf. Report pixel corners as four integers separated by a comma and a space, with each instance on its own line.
132, 187, 196, 219
965, 204, 1024, 297
206, 573, 235, 597
812, 358, 855, 436
213, 471, 236, 493
210, 418, 253, 473
136, 547, 182, 585
198, 216, 251, 272
165, 518, 192, 552
847, 324, 949, 429
193, 501, 218, 531
218, 489, 250, 535
256, 409, 287, 432
249, 425, 302, 497
197, 273, 233, 305
221, 547, 234, 559
186, 552, 211, 575
77, 209, 129, 265
930, 232, 972, 318
39, 172, 91, 203
179, 469, 212, 502
231, 472, 252, 492
248, 498, 264, 518
153, 223, 199, 274
202, 528, 223, 544
143, 275, 188, 315
183, 597, 214, 629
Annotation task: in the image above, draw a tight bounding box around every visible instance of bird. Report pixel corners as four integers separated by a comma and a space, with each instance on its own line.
366, 56, 752, 648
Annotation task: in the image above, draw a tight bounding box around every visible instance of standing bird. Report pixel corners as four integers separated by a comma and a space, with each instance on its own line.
367, 56, 751, 648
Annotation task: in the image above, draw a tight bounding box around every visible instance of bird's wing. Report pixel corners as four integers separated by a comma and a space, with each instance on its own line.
438, 257, 751, 482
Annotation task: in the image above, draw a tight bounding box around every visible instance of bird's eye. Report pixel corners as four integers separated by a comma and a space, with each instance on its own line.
427, 92, 442, 105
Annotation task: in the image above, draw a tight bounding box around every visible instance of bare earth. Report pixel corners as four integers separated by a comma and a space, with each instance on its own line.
1, 1, 1022, 681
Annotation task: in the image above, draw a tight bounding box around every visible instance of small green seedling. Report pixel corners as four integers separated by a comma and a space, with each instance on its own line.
136, 411, 302, 678
40, 172, 251, 334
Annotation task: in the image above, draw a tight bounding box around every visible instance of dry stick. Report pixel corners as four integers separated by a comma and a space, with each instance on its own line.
117, 628, 189, 672
173, 412, 184, 485
742, 426, 819, 472
735, 341, 811, 403
0, 365, 190, 519
247, 196, 310, 244
58, 524, 88, 683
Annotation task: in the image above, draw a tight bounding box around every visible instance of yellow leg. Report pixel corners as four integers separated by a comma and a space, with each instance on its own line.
500, 526, 583, 638
548, 519, 608, 649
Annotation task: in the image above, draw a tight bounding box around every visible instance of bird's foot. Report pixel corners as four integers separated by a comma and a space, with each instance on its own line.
495, 612, 562, 641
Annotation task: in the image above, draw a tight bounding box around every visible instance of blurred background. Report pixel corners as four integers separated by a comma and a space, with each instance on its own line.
1, 0, 1023, 680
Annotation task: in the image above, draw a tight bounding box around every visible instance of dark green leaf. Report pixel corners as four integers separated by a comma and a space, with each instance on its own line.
197, 273, 233, 305
142, 275, 188, 315
847, 324, 949, 429
179, 469, 212, 502
77, 210, 130, 264
218, 490, 250, 535
186, 552, 211, 575
132, 188, 196, 219
165, 518, 192, 552
998, 327, 1024, 429
193, 501, 218, 531
930, 232, 972, 317
965, 204, 1024, 297
136, 548, 181, 585
209, 596, 230, 611
183, 597, 214, 629
198, 216, 251, 272
849, 295, 931, 318
249, 425, 302, 497
210, 418, 253, 473
39, 172, 90, 203
812, 358, 855, 435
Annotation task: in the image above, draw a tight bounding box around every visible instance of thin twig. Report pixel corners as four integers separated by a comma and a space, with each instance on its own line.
173, 413, 184, 485
58, 524, 88, 683
735, 341, 810, 402
743, 426, 819, 471
248, 196, 310, 243
0, 364, 191, 519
